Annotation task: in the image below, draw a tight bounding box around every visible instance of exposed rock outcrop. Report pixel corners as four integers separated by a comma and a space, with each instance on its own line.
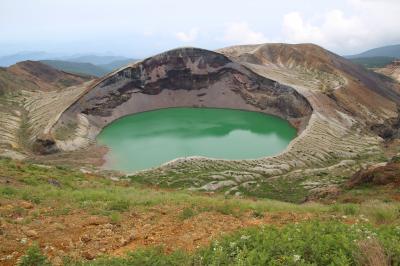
347, 156, 400, 188
370, 107, 400, 140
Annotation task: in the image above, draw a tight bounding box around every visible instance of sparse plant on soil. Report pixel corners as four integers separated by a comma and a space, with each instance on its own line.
110, 212, 121, 224
18, 243, 50, 266
180, 207, 196, 220
1, 158, 400, 265
59, 221, 400, 266
107, 199, 131, 212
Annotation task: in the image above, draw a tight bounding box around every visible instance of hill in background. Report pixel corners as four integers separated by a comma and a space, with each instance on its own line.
347, 44, 400, 68
40, 60, 109, 77
0, 60, 91, 95
348, 44, 400, 58
0, 53, 137, 77
40, 58, 137, 77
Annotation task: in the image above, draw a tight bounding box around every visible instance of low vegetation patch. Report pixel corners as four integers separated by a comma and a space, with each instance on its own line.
54, 221, 400, 265
18, 243, 51, 266
1, 157, 399, 265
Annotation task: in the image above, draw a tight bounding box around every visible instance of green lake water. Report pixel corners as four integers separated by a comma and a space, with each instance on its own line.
97, 108, 296, 172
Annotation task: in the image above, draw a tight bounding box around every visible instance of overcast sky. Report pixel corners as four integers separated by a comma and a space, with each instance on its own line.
1, 0, 399, 57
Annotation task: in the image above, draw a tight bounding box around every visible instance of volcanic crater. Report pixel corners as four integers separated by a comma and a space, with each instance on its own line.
1, 43, 399, 198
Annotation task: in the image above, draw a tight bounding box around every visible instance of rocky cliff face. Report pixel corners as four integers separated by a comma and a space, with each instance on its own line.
51, 47, 312, 151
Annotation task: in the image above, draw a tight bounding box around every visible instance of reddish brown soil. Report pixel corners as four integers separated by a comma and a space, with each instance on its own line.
0, 200, 314, 265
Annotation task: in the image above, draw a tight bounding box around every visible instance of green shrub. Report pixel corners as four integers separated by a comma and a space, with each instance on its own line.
251, 209, 264, 218
361, 202, 399, 224
194, 221, 393, 266
180, 207, 196, 220
391, 155, 400, 163
343, 204, 359, 215
22, 176, 41, 186
214, 203, 238, 216
371, 208, 398, 224
329, 203, 341, 213
22, 191, 42, 204
18, 244, 50, 266
0, 186, 17, 196
107, 200, 130, 211
110, 212, 121, 224
375, 225, 400, 265
65, 247, 189, 266
28, 222, 400, 266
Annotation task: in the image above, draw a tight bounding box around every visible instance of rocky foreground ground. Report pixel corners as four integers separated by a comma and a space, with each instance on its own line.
0, 157, 399, 265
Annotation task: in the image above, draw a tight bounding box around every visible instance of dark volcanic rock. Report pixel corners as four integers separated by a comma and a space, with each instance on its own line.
32, 136, 59, 155
370, 107, 400, 140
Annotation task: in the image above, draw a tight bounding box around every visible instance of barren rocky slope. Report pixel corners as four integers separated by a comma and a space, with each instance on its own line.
0, 61, 95, 160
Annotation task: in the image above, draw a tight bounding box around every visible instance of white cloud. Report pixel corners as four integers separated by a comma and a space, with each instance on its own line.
222, 22, 268, 45
282, 12, 323, 44
282, 0, 400, 54
175, 28, 199, 42
283, 10, 369, 53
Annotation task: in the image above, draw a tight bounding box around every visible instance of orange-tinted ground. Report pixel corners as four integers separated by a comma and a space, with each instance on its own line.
0, 200, 314, 265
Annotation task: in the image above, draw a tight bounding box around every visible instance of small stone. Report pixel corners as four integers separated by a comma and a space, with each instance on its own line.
119, 237, 128, 245
143, 224, 151, 230
97, 228, 113, 237
110, 176, 120, 181
82, 250, 96, 260
48, 178, 61, 187
53, 223, 66, 230
80, 168, 91, 174
80, 234, 91, 243
20, 201, 33, 209
52, 256, 63, 266
20, 238, 28, 244
25, 229, 38, 238
128, 230, 136, 241
85, 216, 106, 226
103, 223, 113, 229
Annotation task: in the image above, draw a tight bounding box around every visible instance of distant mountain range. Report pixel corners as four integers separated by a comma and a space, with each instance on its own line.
0, 52, 138, 77
346, 44, 400, 68
39, 60, 109, 77
0, 51, 53, 67
40, 58, 137, 77
347, 44, 400, 58
2, 44, 400, 75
